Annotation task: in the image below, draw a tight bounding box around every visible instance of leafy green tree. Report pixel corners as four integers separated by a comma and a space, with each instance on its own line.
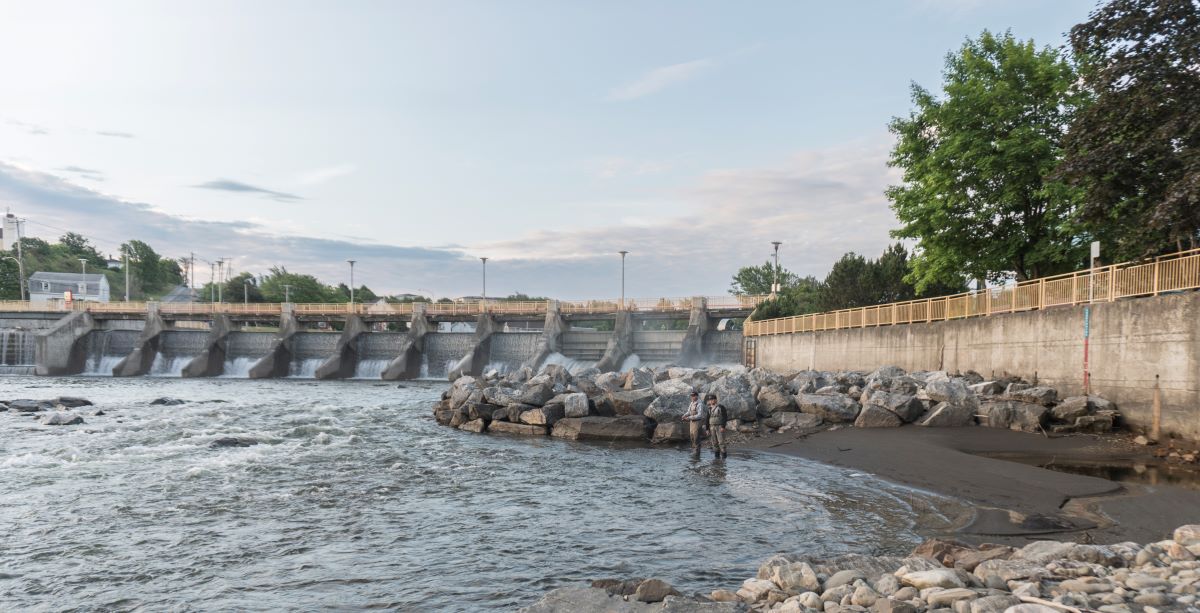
887, 30, 1087, 290
215, 272, 264, 303
259, 266, 337, 303
58, 232, 107, 267
1061, 0, 1200, 258
750, 276, 823, 320
731, 261, 799, 296
817, 252, 876, 310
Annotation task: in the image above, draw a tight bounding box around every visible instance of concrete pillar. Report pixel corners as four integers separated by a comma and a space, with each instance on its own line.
314, 315, 369, 380
248, 304, 298, 379
595, 310, 634, 373
112, 303, 166, 377
381, 303, 432, 380
447, 314, 498, 381
34, 311, 95, 376
522, 301, 567, 372
182, 314, 234, 378
677, 296, 710, 367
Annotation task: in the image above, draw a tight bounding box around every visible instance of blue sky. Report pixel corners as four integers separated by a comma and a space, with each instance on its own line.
0, 0, 1097, 299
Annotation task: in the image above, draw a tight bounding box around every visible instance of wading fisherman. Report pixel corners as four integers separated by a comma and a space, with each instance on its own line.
706, 394, 728, 459
681, 391, 707, 454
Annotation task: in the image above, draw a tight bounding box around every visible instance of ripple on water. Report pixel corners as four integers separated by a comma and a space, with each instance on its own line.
0, 376, 956, 610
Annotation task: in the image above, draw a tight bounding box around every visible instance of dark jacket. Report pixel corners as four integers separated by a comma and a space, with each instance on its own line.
707, 403, 727, 426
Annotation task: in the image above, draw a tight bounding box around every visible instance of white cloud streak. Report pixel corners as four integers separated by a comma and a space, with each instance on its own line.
607, 58, 715, 101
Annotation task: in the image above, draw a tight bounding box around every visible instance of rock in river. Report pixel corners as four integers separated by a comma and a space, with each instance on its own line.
40, 412, 84, 426
551, 416, 647, 441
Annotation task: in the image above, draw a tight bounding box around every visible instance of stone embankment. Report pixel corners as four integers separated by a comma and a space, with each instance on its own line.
521, 525, 1200, 613
433, 363, 1123, 443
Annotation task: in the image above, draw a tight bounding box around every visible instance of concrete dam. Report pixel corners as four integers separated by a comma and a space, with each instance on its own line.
12, 298, 751, 380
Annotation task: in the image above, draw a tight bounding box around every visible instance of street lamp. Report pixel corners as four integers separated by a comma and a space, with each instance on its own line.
244, 280, 251, 305
3, 256, 25, 300
771, 241, 782, 296
618, 250, 628, 309
216, 258, 225, 303
480, 257, 488, 302
283, 284, 293, 304
347, 260, 357, 309
78, 258, 88, 298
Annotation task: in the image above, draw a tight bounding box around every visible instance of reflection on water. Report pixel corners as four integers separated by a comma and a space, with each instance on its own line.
1038, 460, 1200, 490
0, 376, 957, 610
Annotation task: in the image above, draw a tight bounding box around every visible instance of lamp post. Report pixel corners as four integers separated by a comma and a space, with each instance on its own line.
771, 241, 782, 297
3, 256, 25, 300
244, 280, 250, 305
618, 250, 628, 309
347, 260, 357, 310
283, 284, 293, 304
78, 258, 88, 298
216, 258, 225, 303
480, 257, 488, 302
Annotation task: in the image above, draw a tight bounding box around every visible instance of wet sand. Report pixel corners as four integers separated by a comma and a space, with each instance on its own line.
742, 426, 1200, 545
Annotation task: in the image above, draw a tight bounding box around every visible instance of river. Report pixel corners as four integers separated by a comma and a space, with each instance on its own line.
0, 376, 957, 611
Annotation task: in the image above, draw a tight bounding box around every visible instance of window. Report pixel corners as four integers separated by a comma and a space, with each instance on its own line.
40, 281, 50, 291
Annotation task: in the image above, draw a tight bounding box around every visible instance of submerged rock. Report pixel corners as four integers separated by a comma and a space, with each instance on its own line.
210, 436, 259, 448
40, 412, 84, 426
54, 396, 93, 408
9, 399, 52, 412
150, 397, 187, 406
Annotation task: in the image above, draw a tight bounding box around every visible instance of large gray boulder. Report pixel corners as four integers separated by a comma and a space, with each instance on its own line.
709, 374, 756, 421
607, 389, 657, 416
562, 393, 590, 418
652, 378, 693, 397
624, 367, 655, 390
489, 421, 547, 436
865, 390, 926, 423
787, 371, 831, 395
917, 402, 976, 427
520, 404, 565, 426
1050, 396, 1091, 421
778, 412, 823, 430
796, 393, 861, 423
925, 377, 974, 406
854, 404, 903, 428
483, 386, 521, 407
551, 416, 648, 441
517, 383, 556, 407
595, 372, 624, 392
756, 385, 796, 415
978, 400, 1047, 432
1005, 386, 1059, 406
644, 392, 692, 423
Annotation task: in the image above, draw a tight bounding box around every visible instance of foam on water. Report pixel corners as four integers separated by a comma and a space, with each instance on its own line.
81, 354, 124, 376
540, 352, 594, 375
148, 354, 189, 377
288, 358, 324, 379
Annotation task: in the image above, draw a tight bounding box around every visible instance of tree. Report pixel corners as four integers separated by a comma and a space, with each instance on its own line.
730, 261, 799, 296
818, 252, 876, 311
1060, 0, 1200, 258
259, 267, 337, 303
219, 272, 265, 303
887, 30, 1087, 291
749, 276, 823, 320
58, 232, 106, 267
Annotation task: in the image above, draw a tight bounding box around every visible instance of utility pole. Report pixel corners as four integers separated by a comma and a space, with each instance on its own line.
210, 262, 216, 303
189, 252, 196, 302
771, 241, 782, 297
216, 258, 224, 303
78, 258, 88, 298
480, 257, 488, 301
347, 260, 357, 308
124, 252, 130, 301
14, 217, 25, 301
283, 284, 293, 304
244, 280, 250, 305
3, 256, 25, 300
619, 251, 628, 309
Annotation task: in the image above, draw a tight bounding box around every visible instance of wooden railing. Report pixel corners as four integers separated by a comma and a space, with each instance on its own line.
744, 247, 1200, 337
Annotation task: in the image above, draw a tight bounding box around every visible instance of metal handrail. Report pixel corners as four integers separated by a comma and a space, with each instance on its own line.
744, 247, 1200, 337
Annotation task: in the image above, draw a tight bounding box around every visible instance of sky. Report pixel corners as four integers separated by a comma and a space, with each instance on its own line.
0, 0, 1098, 300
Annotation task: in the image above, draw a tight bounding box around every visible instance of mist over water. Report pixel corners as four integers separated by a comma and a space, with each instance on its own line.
0, 376, 951, 610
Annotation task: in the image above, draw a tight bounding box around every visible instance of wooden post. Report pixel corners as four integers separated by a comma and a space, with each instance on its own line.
1151, 374, 1162, 442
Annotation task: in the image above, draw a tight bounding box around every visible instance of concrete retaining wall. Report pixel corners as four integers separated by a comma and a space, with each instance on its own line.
753, 291, 1200, 440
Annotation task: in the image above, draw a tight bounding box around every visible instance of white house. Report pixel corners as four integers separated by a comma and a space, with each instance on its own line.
28, 272, 111, 304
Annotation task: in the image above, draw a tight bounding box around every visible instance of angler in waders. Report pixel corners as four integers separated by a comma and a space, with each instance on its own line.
681, 391, 707, 456
705, 394, 728, 459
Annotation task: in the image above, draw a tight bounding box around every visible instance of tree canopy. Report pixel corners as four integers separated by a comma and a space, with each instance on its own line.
887, 30, 1087, 290
1060, 0, 1200, 258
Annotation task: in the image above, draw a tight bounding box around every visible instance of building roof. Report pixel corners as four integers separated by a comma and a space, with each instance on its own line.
28, 272, 108, 296
30, 272, 108, 283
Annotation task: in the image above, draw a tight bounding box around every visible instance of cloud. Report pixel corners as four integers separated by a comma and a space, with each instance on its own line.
191, 179, 303, 202
591, 156, 673, 179
7, 120, 49, 136
0, 139, 902, 299
298, 163, 357, 186
95, 130, 135, 139
56, 166, 105, 181
607, 58, 715, 101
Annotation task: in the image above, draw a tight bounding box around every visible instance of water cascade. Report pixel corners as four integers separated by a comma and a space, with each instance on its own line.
220, 331, 275, 377
81, 329, 140, 376
423, 333, 476, 379
0, 329, 35, 374
288, 332, 339, 379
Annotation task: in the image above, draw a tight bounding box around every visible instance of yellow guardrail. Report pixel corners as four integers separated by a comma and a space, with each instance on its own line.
744, 247, 1200, 337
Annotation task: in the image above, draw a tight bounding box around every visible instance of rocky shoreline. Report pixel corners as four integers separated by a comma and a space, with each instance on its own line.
520, 525, 1200, 613
433, 363, 1122, 445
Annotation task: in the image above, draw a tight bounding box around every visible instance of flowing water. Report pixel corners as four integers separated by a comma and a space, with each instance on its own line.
0, 376, 957, 611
